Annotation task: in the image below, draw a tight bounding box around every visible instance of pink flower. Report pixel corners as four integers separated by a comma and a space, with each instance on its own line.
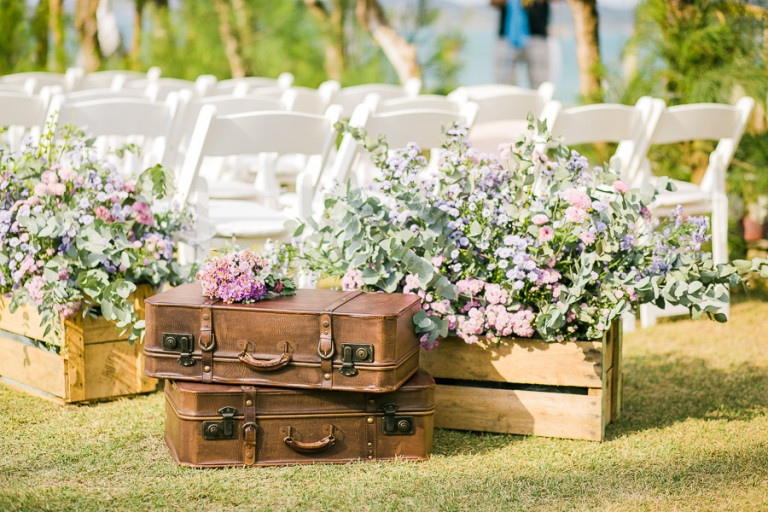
565, 206, 588, 223
498, 143, 512, 161
41, 171, 58, 186
51, 183, 66, 196
58, 167, 74, 181
531, 214, 549, 225
613, 180, 629, 193
563, 188, 592, 210
123, 181, 135, 193
538, 226, 555, 242
341, 269, 363, 291
580, 232, 596, 244
33, 183, 48, 196
94, 206, 112, 222
484, 283, 508, 305
402, 273, 421, 295
132, 201, 154, 226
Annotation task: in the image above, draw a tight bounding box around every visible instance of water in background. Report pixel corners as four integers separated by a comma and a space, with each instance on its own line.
438, 0, 637, 105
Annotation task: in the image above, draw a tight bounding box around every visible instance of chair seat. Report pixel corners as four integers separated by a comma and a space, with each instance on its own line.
207, 180, 261, 200
207, 199, 296, 239
649, 178, 713, 216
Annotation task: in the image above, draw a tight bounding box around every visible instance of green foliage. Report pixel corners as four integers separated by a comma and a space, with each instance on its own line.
0, 0, 30, 74
0, 124, 197, 344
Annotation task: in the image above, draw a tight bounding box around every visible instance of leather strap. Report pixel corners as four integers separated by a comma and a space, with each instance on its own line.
200, 306, 214, 383
318, 291, 364, 390
243, 386, 257, 466
365, 399, 377, 462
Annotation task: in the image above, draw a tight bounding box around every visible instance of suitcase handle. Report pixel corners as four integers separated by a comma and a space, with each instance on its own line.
283, 425, 336, 454
238, 341, 292, 372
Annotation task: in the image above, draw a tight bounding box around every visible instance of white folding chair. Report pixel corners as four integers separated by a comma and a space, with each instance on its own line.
202, 72, 295, 97
47, 93, 183, 174
0, 89, 53, 151
174, 105, 342, 253
318, 100, 478, 201
168, 91, 291, 199
369, 94, 464, 114
636, 96, 755, 327
541, 96, 663, 183
448, 82, 555, 155
0, 70, 80, 94
448, 82, 555, 153
319, 78, 422, 118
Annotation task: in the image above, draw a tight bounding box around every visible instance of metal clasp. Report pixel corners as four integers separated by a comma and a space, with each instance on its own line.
381, 403, 413, 435
339, 343, 374, 377
202, 406, 237, 440
162, 332, 196, 367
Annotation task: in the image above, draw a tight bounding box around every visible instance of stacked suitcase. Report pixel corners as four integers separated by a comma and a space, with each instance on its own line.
143, 283, 435, 467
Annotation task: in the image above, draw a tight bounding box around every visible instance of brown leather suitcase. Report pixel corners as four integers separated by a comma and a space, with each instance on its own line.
163, 369, 435, 467
143, 283, 421, 392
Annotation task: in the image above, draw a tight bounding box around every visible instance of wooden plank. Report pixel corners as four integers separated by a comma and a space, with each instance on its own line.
611, 323, 623, 422
0, 298, 61, 347
83, 341, 157, 401
0, 334, 67, 398
420, 336, 604, 388
433, 384, 605, 441
64, 320, 86, 403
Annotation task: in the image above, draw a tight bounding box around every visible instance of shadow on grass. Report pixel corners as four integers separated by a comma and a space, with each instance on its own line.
433, 427, 529, 457
613, 353, 768, 436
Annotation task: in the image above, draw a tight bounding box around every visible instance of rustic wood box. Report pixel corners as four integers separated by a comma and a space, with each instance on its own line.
419, 322, 623, 441
0, 286, 157, 404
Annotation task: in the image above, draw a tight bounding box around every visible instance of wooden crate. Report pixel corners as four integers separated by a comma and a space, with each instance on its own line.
0, 286, 158, 404
419, 322, 623, 441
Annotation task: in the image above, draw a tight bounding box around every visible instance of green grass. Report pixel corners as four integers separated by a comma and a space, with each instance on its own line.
2, 294, 768, 511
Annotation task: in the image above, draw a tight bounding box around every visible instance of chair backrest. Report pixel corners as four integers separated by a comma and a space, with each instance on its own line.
47, 93, 182, 172
541, 96, 663, 184
0, 70, 80, 93
642, 96, 755, 192
319, 101, 478, 204
122, 77, 209, 101
281, 86, 331, 115
370, 94, 463, 114
0, 89, 52, 150
168, 91, 290, 169
74, 69, 155, 91
175, 105, 342, 216
204, 72, 295, 97
320, 78, 422, 118
447, 82, 555, 154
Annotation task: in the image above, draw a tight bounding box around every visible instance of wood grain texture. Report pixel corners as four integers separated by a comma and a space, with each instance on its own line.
0, 285, 156, 404
433, 384, 605, 441
420, 335, 605, 388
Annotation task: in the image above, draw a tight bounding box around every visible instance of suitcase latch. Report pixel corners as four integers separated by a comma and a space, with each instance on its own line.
381, 403, 413, 435
339, 343, 374, 377
203, 406, 238, 440
162, 333, 196, 367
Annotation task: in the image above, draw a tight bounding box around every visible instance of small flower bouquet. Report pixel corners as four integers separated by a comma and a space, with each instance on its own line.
299, 121, 768, 348
0, 125, 195, 342
196, 248, 296, 303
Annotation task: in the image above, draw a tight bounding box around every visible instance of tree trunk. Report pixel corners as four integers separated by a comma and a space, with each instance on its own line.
303, 0, 346, 81
355, 0, 420, 83
566, 0, 601, 102
211, 0, 250, 78
75, 0, 102, 71
48, 0, 67, 72
130, 0, 146, 69
32, 0, 50, 69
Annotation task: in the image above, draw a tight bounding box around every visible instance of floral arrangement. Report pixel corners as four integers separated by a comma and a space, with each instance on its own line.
196, 248, 296, 303
0, 125, 196, 342
299, 121, 768, 348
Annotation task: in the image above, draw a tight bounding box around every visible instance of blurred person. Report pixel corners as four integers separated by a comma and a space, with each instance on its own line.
493, 0, 553, 88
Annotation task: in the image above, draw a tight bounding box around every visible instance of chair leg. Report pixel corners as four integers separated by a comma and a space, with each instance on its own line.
711, 193, 729, 264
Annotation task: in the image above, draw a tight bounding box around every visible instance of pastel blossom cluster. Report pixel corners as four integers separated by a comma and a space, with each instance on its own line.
313, 122, 718, 348
0, 126, 195, 341
197, 249, 296, 303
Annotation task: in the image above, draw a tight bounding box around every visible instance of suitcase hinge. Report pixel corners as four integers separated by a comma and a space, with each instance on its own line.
203, 406, 238, 440
339, 343, 374, 377
162, 333, 196, 367
381, 403, 413, 435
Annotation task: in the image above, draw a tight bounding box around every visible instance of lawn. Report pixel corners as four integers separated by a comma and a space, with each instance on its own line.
1, 290, 767, 512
